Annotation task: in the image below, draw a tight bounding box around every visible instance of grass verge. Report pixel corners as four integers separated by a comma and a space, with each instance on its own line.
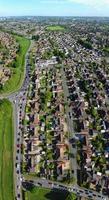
0, 99, 14, 200
24, 187, 76, 200
0, 35, 30, 95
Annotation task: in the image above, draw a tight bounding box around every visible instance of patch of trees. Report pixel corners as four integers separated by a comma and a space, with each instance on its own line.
32, 34, 40, 41
53, 48, 65, 58
78, 39, 93, 50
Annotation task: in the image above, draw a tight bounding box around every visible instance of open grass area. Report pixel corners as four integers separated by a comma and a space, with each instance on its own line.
103, 47, 109, 53
0, 35, 30, 95
0, 99, 14, 200
46, 25, 65, 31
24, 187, 76, 200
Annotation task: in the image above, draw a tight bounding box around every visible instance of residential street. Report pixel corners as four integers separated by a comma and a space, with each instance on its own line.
61, 67, 77, 184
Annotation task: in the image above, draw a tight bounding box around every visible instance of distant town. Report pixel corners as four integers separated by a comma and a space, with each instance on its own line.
0, 16, 109, 200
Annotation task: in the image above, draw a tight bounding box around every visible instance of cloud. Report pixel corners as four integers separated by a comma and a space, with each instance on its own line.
67, 0, 109, 7
40, 0, 66, 4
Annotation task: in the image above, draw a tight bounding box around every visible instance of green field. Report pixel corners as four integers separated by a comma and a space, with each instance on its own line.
0, 35, 30, 95
0, 99, 14, 200
46, 25, 65, 31
24, 187, 76, 200
103, 47, 109, 53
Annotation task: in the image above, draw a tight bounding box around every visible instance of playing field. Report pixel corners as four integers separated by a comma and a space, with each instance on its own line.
0, 35, 30, 95
24, 187, 76, 200
0, 99, 14, 200
46, 25, 65, 31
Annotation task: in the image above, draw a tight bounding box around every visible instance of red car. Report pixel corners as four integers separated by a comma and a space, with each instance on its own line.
17, 144, 20, 148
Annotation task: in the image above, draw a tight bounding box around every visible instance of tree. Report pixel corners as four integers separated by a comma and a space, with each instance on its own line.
32, 35, 40, 41
78, 39, 93, 50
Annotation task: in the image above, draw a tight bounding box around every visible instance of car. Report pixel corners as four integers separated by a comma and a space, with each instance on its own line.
17, 194, 20, 198
98, 195, 102, 198
88, 195, 93, 198
16, 156, 18, 160
48, 182, 52, 185
79, 190, 84, 193
59, 185, 67, 190
88, 195, 93, 199
72, 144, 76, 148
17, 164, 20, 170
17, 149, 19, 153
16, 170, 19, 174
17, 144, 20, 148
102, 190, 107, 195
77, 192, 80, 195
37, 182, 42, 186
29, 180, 34, 183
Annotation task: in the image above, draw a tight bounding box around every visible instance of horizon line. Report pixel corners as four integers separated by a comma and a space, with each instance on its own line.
1, 15, 109, 18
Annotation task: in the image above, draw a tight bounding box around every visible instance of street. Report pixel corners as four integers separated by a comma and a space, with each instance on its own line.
61, 66, 77, 184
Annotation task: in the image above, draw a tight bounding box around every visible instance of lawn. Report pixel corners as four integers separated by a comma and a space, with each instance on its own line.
103, 47, 109, 53
46, 25, 65, 31
0, 99, 14, 200
0, 35, 30, 95
24, 187, 76, 200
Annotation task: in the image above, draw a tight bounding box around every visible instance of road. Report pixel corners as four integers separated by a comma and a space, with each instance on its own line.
22, 178, 107, 200
10, 47, 32, 200
61, 67, 77, 184
0, 40, 33, 200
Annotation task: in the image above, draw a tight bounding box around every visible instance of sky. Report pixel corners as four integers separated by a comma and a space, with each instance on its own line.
0, 0, 109, 17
